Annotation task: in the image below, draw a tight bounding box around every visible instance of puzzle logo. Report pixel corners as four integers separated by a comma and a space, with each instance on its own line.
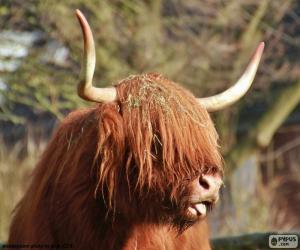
269, 234, 298, 248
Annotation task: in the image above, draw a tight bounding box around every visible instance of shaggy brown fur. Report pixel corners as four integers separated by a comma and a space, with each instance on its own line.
8, 73, 222, 249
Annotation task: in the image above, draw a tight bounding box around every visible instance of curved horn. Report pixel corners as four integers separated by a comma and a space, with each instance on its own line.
75, 9, 117, 103
198, 42, 264, 112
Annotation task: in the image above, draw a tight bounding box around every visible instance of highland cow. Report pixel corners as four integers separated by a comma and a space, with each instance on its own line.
8, 10, 264, 250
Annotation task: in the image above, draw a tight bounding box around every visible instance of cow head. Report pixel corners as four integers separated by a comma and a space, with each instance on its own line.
74, 10, 264, 231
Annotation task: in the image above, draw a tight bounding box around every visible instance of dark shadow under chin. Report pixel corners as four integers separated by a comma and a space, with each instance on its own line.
172, 214, 199, 235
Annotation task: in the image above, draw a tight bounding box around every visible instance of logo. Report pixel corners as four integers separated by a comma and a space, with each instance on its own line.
269, 234, 298, 248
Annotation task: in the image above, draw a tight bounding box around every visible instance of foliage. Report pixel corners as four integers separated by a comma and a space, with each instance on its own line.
2, 0, 298, 124
0, 141, 43, 241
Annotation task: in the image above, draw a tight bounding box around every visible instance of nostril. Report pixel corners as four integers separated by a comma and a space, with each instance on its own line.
199, 177, 210, 190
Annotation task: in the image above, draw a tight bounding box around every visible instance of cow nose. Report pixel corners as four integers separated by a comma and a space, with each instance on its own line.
198, 174, 223, 203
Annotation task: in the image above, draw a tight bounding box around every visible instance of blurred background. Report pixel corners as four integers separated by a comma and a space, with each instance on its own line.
0, 0, 299, 242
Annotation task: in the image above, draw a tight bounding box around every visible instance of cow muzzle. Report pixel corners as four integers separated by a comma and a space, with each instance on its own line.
188, 174, 223, 218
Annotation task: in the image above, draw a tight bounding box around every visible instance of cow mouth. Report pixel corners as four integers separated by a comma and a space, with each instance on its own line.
187, 201, 212, 218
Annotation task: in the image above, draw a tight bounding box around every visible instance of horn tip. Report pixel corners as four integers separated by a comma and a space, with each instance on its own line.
252, 42, 265, 63
75, 9, 85, 22
257, 41, 265, 54
75, 9, 89, 40
75, 9, 82, 16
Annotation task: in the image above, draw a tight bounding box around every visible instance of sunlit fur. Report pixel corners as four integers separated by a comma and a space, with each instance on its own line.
9, 73, 223, 249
